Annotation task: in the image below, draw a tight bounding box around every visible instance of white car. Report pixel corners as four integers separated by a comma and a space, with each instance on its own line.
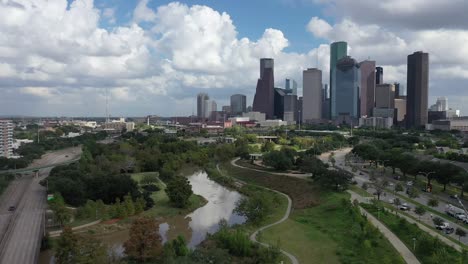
436, 222, 450, 230
455, 213, 467, 221
398, 203, 410, 211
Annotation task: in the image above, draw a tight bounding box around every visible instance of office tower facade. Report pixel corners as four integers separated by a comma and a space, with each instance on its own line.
437, 97, 448, 111
230, 94, 247, 115
197, 93, 209, 119
204, 100, 217, 120
329, 42, 348, 117
394, 83, 400, 98
394, 98, 407, 123
303, 68, 322, 123
253, 58, 275, 119
222, 105, 231, 114
285, 79, 291, 91
406, 51, 429, 128
274, 88, 286, 119
359, 60, 376, 117
296, 97, 303, 125
0, 120, 13, 158
375, 84, 396, 109
376, 67, 383, 84
332, 57, 360, 119
284, 94, 297, 123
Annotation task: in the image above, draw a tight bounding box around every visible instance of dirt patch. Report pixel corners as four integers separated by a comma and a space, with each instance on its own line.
224, 162, 320, 209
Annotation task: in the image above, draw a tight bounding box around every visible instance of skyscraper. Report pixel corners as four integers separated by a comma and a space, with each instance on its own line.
332, 56, 360, 119
303, 68, 322, 123
197, 93, 209, 119
322, 84, 330, 120
0, 120, 13, 158
284, 94, 297, 123
406, 51, 429, 128
376, 67, 383, 84
253, 58, 275, 119
329, 42, 348, 117
375, 84, 396, 109
204, 100, 217, 120
436, 97, 448, 111
274, 88, 286, 119
230, 94, 247, 115
359, 60, 376, 117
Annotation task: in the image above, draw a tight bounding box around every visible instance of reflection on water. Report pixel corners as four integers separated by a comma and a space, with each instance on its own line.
39, 170, 245, 263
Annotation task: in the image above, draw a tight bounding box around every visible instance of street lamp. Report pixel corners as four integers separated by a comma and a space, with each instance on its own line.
418, 171, 435, 192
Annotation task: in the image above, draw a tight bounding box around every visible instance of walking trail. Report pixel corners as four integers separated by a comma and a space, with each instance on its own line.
217, 160, 299, 264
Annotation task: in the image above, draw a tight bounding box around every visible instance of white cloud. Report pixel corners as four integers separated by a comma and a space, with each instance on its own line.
103, 8, 116, 24
133, 0, 156, 23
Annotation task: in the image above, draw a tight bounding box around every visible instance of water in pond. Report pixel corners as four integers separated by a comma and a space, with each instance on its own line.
39, 170, 246, 263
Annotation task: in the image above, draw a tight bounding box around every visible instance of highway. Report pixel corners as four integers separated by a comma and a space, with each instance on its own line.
0, 147, 81, 263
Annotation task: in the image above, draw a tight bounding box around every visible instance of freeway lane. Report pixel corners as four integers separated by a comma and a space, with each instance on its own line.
0, 147, 81, 264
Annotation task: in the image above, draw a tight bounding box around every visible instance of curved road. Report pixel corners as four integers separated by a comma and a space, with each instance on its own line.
228, 159, 299, 264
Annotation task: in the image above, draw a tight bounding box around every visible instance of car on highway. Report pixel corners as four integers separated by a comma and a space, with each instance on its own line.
8, 206, 15, 211
398, 203, 410, 211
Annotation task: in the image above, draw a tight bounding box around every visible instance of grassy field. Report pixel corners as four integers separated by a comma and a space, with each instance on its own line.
222, 161, 405, 264
362, 202, 465, 263
130, 172, 207, 218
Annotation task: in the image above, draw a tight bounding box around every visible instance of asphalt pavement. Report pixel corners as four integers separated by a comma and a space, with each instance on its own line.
0, 147, 81, 263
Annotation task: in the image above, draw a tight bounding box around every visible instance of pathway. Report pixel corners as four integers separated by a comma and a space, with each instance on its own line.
219, 162, 299, 264
349, 190, 420, 264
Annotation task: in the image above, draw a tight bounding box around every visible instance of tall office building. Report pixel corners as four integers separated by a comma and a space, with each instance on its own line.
285, 78, 298, 95
376, 67, 383, 84
303, 68, 322, 123
322, 84, 330, 120
375, 84, 396, 109
253, 58, 275, 119
0, 120, 13, 158
274, 88, 286, 119
332, 57, 360, 119
197, 93, 209, 119
436, 97, 448, 111
230, 94, 247, 115
406, 51, 429, 128
329, 41, 348, 118
204, 100, 217, 120
284, 94, 297, 123
394, 98, 407, 123
359, 60, 376, 117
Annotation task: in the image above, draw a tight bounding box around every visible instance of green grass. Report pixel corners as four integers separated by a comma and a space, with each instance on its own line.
350, 184, 373, 197
362, 202, 465, 264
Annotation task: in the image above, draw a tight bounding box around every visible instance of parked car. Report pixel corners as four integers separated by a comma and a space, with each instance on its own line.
388, 198, 395, 204
445, 227, 455, 234
406, 181, 413, 186
398, 203, 410, 211
436, 222, 450, 230
455, 213, 467, 221
8, 206, 15, 212
393, 175, 401, 180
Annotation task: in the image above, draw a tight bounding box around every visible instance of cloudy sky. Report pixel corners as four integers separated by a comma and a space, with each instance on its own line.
0, 0, 467, 117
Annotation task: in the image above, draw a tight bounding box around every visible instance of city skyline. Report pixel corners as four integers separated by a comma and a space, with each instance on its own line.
0, 0, 468, 117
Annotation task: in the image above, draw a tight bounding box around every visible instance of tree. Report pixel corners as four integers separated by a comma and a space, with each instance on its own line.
261, 141, 275, 153
427, 198, 439, 208
393, 198, 401, 208
394, 183, 404, 193
453, 172, 468, 198
373, 179, 388, 200
407, 187, 420, 198
55, 227, 108, 264
55, 227, 78, 264
362, 183, 369, 190
140, 173, 158, 185
398, 154, 419, 178
262, 150, 293, 171
315, 169, 353, 191
124, 217, 163, 262
456, 228, 467, 242
166, 176, 193, 208
436, 163, 462, 191
414, 206, 426, 221
123, 193, 135, 216
49, 193, 72, 227
432, 216, 444, 227
235, 193, 272, 224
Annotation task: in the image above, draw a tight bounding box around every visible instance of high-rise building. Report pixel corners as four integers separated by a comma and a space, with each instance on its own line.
359, 60, 376, 117
375, 84, 396, 109
437, 97, 448, 111
394, 83, 401, 98
222, 105, 231, 114
376, 67, 383, 84
406, 51, 429, 128
322, 84, 330, 120
274, 88, 286, 119
0, 120, 13, 158
303, 68, 322, 123
394, 98, 407, 123
204, 100, 217, 120
230, 94, 247, 115
332, 57, 360, 119
284, 94, 297, 123
197, 93, 209, 119
296, 97, 303, 125
329, 41, 348, 118
253, 58, 275, 119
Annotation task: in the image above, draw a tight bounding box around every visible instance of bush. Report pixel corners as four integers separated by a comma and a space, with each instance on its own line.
165, 176, 193, 208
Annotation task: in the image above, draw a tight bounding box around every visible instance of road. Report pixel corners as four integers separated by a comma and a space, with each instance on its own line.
0, 147, 81, 263
321, 148, 468, 246
226, 160, 299, 264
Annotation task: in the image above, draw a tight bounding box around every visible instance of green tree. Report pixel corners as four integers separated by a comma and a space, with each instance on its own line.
124, 217, 163, 262
414, 206, 426, 221
50, 193, 72, 227
261, 141, 275, 153
235, 193, 272, 224
124, 194, 135, 216
135, 196, 146, 214
262, 150, 293, 171
394, 183, 404, 193
427, 198, 439, 208
55, 227, 108, 264
166, 176, 193, 208
55, 227, 78, 264
315, 169, 353, 191
456, 228, 467, 242
432, 216, 444, 227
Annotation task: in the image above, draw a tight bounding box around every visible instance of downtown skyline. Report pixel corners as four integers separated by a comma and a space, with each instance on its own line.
1, 0, 468, 117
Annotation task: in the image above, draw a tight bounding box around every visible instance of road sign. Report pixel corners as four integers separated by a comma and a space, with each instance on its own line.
47, 194, 54, 201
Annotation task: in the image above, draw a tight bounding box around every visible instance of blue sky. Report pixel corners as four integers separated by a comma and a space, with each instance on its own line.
1, 0, 468, 116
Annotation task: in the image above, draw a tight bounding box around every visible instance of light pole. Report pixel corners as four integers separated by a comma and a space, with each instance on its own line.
412, 237, 416, 251
418, 171, 435, 192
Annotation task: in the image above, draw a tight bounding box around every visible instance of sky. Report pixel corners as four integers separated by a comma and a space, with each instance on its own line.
0, 0, 467, 117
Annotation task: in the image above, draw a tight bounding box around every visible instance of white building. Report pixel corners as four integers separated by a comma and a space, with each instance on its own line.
302, 68, 322, 123
259, 120, 288, 127
0, 120, 14, 158
12, 139, 34, 150
126, 122, 135, 131
242, 112, 266, 122
359, 117, 393, 129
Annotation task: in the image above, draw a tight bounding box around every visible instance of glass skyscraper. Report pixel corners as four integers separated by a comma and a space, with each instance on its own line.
329, 41, 348, 118
331, 56, 360, 119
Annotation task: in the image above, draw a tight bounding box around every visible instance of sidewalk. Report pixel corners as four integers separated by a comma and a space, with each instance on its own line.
349, 190, 420, 264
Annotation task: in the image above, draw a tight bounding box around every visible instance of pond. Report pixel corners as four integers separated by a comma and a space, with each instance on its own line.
39, 170, 246, 263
